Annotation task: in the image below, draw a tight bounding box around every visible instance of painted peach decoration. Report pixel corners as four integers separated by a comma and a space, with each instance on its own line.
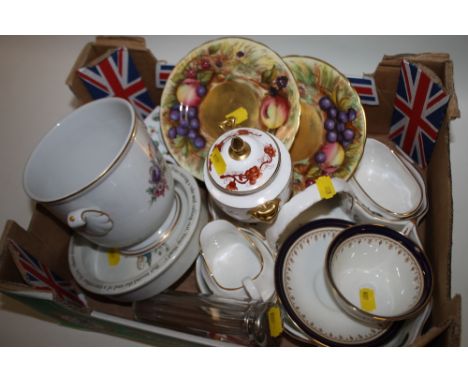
160, 37, 300, 181
284, 56, 366, 194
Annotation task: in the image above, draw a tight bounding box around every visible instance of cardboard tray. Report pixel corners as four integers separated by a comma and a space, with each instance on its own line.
0, 52, 461, 346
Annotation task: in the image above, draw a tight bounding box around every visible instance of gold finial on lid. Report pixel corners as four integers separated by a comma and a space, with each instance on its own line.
229, 136, 251, 161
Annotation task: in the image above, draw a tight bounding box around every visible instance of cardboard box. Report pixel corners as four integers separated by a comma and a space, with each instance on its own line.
65, 36, 163, 107
0, 53, 461, 346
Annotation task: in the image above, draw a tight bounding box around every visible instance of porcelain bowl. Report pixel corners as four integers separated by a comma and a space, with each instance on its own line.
349, 139, 427, 222
275, 219, 404, 346
325, 224, 433, 323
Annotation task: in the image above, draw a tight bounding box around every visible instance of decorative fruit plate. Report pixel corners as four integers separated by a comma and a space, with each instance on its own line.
284, 56, 366, 193
160, 37, 301, 180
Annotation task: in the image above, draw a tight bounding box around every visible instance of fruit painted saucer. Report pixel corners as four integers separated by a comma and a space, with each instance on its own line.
283, 56, 366, 193
68, 165, 208, 302
160, 37, 301, 180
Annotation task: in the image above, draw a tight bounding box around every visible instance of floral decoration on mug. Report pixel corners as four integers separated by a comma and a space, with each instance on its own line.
146, 144, 169, 204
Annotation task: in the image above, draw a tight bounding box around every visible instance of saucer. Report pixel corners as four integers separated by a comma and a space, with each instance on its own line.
120, 191, 181, 255
283, 299, 432, 347
275, 219, 399, 346
68, 164, 208, 302
195, 227, 275, 302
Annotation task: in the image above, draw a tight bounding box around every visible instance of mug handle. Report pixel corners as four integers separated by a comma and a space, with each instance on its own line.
265, 178, 348, 250
67, 208, 113, 236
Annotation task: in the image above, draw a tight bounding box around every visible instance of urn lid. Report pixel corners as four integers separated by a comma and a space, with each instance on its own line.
206, 128, 281, 194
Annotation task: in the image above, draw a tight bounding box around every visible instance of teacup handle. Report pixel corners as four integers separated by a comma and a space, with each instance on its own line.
67, 208, 113, 236
265, 178, 348, 250
242, 277, 262, 301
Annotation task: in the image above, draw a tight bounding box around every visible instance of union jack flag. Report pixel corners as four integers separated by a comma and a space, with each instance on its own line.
388, 60, 449, 168
347, 75, 379, 105
8, 239, 86, 308
156, 63, 175, 89
77, 47, 155, 119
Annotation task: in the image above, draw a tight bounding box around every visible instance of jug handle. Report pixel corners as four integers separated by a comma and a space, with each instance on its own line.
265, 178, 347, 250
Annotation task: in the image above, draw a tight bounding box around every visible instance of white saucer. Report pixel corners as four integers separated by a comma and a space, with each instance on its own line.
195, 228, 275, 302
119, 193, 181, 255
68, 164, 208, 302
276, 219, 399, 346
284, 298, 432, 347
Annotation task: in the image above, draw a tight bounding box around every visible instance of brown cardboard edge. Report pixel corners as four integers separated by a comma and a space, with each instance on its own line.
411, 294, 461, 346
65, 41, 95, 103
95, 36, 147, 51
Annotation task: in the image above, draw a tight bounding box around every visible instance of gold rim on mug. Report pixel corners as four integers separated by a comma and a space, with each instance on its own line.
40, 100, 138, 205
201, 227, 265, 291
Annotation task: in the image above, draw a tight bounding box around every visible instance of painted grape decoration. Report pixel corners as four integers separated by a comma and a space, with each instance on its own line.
313, 95, 357, 170
167, 103, 206, 150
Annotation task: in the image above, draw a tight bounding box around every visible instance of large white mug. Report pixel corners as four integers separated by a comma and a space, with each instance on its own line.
23, 98, 174, 249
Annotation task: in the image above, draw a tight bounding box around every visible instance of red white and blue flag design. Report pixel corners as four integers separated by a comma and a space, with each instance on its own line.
77, 47, 155, 119
156, 63, 175, 89
347, 75, 379, 105
8, 239, 86, 308
388, 60, 449, 168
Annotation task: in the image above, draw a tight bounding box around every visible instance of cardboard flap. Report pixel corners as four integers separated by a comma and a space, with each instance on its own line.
95, 36, 148, 51
0, 214, 73, 284
412, 294, 461, 346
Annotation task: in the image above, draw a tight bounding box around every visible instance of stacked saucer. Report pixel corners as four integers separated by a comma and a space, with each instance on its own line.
68, 165, 208, 301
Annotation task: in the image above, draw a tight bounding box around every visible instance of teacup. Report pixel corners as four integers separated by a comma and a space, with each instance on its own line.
199, 220, 274, 301
325, 224, 433, 323
23, 98, 175, 250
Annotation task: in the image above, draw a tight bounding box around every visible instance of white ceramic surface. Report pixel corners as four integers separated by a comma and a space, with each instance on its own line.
68, 165, 207, 302
144, 106, 170, 156
284, 299, 432, 347
326, 225, 432, 322
206, 129, 281, 193
200, 220, 263, 296
23, 98, 174, 249
204, 127, 292, 224
275, 219, 393, 346
349, 139, 425, 220
265, 178, 348, 249
195, 256, 211, 295
196, 228, 275, 302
